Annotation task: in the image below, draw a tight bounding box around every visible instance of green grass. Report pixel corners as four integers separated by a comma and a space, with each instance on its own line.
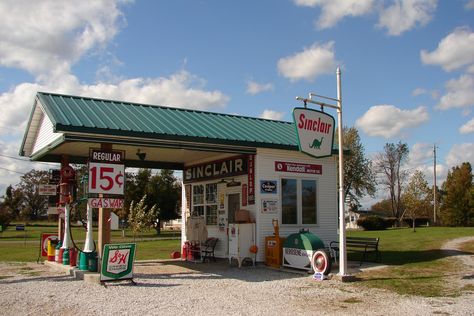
349, 227, 474, 297
0, 222, 181, 262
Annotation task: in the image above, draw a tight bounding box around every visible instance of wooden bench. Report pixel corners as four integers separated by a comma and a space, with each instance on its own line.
330, 237, 380, 266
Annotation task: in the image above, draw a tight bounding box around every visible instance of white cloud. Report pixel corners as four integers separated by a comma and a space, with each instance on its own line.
412, 88, 427, 96
260, 110, 285, 121
459, 117, 474, 134
378, 0, 437, 36
277, 42, 337, 82
445, 143, 474, 167
405, 143, 448, 186
293, 0, 375, 29
466, 0, 474, 9
436, 74, 474, 110
246, 81, 274, 95
0, 0, 127, 77
355, 104, 429, 138
421, 27, 474, 72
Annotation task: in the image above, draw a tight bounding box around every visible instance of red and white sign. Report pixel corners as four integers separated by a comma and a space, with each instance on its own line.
293, 107, 335, 158
40, 233, 58, 257
88, 198, 124, 209
247, 155, 255, 205
275, 161, 322, 175
88, 162, 125, 195
39, 184, 57, 196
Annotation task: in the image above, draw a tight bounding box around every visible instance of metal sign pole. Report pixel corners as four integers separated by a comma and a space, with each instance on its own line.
296, 67, 350, 280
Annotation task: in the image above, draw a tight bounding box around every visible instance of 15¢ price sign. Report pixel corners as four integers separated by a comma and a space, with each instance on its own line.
88, 162, 125, 195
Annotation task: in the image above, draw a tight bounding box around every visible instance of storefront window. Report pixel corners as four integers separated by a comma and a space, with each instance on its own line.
192, 183, 217, 225
281, 178, 317, 225
282, 179, 297, 224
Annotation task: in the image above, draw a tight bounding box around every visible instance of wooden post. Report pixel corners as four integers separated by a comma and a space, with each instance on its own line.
97, 143, 112, 270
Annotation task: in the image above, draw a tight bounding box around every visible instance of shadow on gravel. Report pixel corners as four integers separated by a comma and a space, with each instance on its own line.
135, 259, 304, 283
0, 274, 74, 285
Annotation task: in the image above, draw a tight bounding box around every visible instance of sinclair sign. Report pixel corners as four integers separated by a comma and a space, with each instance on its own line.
293, 107, 335, 158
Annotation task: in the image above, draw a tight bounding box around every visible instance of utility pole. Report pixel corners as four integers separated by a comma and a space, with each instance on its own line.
433, 144, 437, 224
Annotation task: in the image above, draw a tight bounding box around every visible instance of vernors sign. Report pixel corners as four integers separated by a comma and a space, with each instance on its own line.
293, 107, 335, 158
184, 155, 248, 183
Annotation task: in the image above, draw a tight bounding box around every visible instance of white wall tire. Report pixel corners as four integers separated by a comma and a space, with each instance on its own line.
311, 249, 331, 275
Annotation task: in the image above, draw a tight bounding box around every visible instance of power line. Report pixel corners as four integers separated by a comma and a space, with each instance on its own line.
0, 166, 26, 175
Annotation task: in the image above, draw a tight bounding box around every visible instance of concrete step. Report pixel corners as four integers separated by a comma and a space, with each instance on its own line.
44, 260, 100, 284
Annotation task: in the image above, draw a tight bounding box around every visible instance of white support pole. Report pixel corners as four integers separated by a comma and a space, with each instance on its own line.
61, 203, 71, 249
83, 202, 95, 253
336, 67, 348, 277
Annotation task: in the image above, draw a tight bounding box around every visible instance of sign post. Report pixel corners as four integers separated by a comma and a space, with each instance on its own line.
295, 67, 351, 280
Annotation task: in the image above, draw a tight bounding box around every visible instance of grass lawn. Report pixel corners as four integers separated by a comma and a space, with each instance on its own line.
349, 227, 474, 297
0, 222, 181, 262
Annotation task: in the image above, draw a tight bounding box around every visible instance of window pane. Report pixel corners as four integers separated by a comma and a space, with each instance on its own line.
193, 185, 204, 205
302, 180, 317, 224
206, 183, 217, 203
193, 205, 204, 217
206, 205, 217, 225
281, 178, 297, 224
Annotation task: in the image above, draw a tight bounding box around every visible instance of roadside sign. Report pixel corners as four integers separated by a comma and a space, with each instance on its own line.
88, 162, 125, 195
100, 243, 136, 282
293, 107, 335, 158
88, 198, 124, 209
39, 184, 57, 196
40, 233, 58, 257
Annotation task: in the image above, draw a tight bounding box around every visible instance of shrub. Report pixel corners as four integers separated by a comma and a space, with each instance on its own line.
357, 215, 391, 230
0, 204, 13, 229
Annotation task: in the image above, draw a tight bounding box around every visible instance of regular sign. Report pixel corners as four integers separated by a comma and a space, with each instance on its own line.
293, 107, 335, 158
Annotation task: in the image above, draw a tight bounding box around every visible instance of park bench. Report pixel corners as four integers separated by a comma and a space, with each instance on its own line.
329, 236, 380, 266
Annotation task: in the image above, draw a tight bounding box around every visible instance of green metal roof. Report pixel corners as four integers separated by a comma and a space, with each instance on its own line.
34, 92, 302, 150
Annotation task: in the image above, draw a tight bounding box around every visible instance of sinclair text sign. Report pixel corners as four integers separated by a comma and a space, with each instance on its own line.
293, 107, 335, 158
100, 243, 136, 281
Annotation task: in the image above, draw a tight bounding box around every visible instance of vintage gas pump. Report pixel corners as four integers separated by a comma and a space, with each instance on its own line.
59, 164, 76, 265
78, 174, 97, 271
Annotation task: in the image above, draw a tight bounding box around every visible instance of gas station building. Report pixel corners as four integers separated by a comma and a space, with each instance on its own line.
20, 92, 339, 264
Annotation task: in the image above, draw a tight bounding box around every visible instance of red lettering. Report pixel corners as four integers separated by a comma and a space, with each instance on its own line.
298, 113, 305, 128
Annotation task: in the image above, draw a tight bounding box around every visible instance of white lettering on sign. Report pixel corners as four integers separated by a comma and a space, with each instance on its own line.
92, 152, 123, 163
88, 198, 124, 209
88, 162, 125, 195
293, 108, 335, 158
184, 156, 248, 182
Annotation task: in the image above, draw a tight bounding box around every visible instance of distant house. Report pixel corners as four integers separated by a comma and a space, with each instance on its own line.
346, 209, 371, 229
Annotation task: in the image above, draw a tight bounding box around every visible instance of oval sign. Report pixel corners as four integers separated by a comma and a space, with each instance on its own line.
260, 180, 277, 194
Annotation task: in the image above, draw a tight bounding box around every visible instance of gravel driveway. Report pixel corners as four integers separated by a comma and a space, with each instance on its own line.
1, 237, 473, 316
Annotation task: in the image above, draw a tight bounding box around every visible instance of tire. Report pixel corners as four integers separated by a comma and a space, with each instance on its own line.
311, 249, 331, 275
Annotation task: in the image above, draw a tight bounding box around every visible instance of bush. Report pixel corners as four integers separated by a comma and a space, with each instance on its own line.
357, 215, 392, 231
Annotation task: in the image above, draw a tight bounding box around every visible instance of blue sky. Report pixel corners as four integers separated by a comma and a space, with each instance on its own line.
0, 0, 473, 207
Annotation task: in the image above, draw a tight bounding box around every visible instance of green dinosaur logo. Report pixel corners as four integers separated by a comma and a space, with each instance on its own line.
309, 137, 324, 149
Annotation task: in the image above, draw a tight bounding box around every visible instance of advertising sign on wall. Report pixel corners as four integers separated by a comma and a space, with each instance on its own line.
293, 107, 335, 158
275, 161, 322, 175
260, 180, 277, 194
261, 199, 278, 214
100, 243, 136, 282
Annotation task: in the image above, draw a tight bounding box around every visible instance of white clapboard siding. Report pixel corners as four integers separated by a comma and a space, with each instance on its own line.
254, 148, 338, 262
31, 112, 63, 156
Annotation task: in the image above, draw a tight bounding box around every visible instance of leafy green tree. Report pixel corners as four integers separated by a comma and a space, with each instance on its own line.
375, 142, 409, 225
402, 170, 432, 231
340, 127, 377, 204
440, 162, 473, 226
17, 170, 49, 220
127, 194, 160, 239
370, 199, 394, 217
3, 185, 24, 219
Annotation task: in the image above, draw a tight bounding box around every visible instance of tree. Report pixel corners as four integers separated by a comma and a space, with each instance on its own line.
402, 170, 432, 231
341, 127, 377, 204
370, 199, 393, 217
375, 142, 409, 224
440, 162, 473, 226
127, 194, 160, 239
3, 185, 24, 219
17, 170, 49, 220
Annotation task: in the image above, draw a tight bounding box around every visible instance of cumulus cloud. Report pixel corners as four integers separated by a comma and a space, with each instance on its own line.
293, 0, 375, 29
446, 143, 474, 167
378, 0, 437, 36
246, 81, 274, 95
260, 110, 285, 121
459, 118, 474, 134
412, 88, 427, 96
436, 74, 474, 110
355, 104, 429, 138
0, 0, 127, 77
421, 27, 474, 72
277, 42, 337, 82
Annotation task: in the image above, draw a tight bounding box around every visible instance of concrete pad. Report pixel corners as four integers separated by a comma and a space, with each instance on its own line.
44, 261, 101, 284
